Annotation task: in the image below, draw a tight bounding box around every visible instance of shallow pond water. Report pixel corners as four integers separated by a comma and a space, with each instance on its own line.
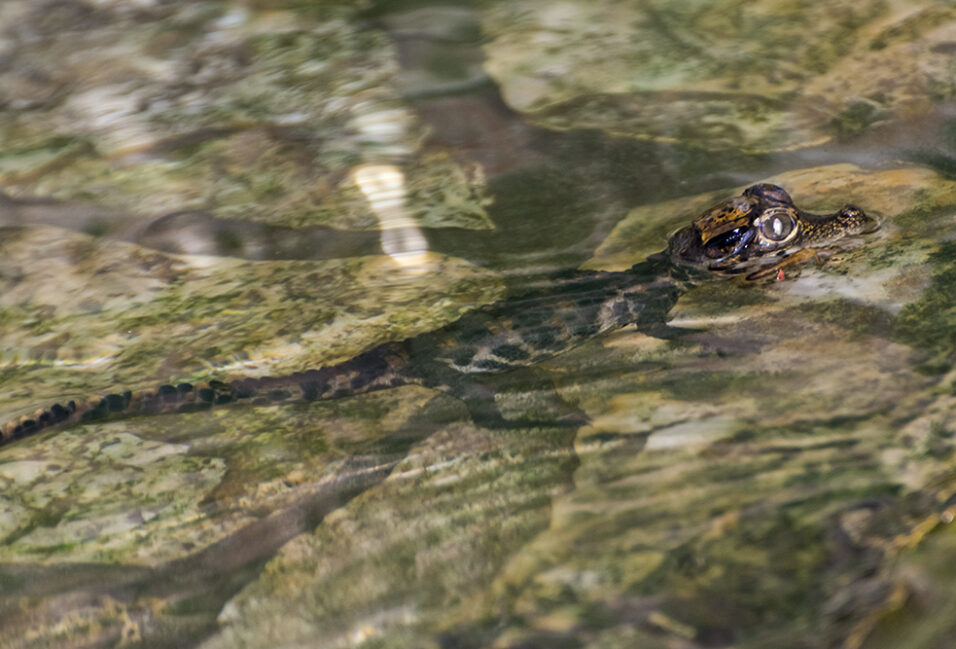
1, 2, 955, 648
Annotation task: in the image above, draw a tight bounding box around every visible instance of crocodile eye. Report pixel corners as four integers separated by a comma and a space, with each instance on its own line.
758, 212, 795, 242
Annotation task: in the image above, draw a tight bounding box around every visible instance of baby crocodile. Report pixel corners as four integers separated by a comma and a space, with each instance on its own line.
0, 184, 876, 447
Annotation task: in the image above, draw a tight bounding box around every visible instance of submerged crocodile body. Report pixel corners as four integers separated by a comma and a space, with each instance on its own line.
0, 184, 876, 447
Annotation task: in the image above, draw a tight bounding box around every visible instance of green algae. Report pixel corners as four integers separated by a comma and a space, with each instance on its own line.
0, 178, 503, 579
0, 2, 954, 643
3, 157, 956, 647
480, 0, 954, 152
191, 153, 956, 645
894, 241, 956, 362
860, 521, 956, 649
202, 417, 578, 649
0, 385, 439, 567
796, 299, 896, 340
0, 430, 227, 563
0, 225, 502, 417
404, 163, 956, 649
0, 1, 492, 233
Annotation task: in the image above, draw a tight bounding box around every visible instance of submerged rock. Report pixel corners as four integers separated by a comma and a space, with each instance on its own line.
1, 3, 956, 645
182, 164, 956, 649
0, 0, 492, 232
467, 165, 956, 648
481, 0, 956, 152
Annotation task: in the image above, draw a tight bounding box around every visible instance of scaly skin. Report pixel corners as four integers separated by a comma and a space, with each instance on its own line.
0, 184, 877, 447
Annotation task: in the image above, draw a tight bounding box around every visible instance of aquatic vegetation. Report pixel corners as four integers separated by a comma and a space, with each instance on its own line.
2, 2, 956, 648
481, 0, 956, 152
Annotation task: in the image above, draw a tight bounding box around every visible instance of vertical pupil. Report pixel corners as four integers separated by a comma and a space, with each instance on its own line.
763, 215, 792, 240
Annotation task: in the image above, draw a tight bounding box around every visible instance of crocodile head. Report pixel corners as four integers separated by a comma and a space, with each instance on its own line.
668, 183, 878, 279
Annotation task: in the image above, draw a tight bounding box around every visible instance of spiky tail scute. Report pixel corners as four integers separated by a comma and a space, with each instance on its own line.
0, 344, 411, 449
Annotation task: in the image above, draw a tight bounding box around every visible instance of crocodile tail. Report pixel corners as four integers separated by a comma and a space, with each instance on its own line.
0, 343, 412, 448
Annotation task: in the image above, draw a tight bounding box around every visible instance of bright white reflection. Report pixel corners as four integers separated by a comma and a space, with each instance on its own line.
349, 104, 416, 158
351, 163, 430, 272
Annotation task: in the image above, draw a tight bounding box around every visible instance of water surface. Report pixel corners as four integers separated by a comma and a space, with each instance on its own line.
1, 2, 955, 648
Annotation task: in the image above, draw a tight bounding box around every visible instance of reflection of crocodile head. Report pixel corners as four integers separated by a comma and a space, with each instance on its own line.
669, 183, 879, 279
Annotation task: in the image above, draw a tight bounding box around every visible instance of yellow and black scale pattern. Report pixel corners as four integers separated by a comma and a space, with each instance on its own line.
0, 184, 875, 447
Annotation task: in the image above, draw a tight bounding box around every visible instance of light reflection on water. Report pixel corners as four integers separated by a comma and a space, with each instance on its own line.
0, 1, 955, 649
351, 163, 431, 272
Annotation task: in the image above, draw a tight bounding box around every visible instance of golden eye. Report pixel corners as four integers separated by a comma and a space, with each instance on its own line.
759, 213, 794, 242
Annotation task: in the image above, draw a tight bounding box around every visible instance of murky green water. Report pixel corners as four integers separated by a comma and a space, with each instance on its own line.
1, 1, 955, 648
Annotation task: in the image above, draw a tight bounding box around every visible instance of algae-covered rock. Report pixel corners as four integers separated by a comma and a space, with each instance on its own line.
0, 432, 226, 563
0, 212, 505, 572
2, 3, 955, 637
0, 3, 499, 644
0, 0, 492, 231
0, 385, 438, 566
0, 227, 502, 410
142, 164, 956, 649
481, 0, 956, 152
202, 418, 578, 649
0, 224, 503, 567
452, 166, 956, 648
857, 505, 956, 649
5, 153, 956, 647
